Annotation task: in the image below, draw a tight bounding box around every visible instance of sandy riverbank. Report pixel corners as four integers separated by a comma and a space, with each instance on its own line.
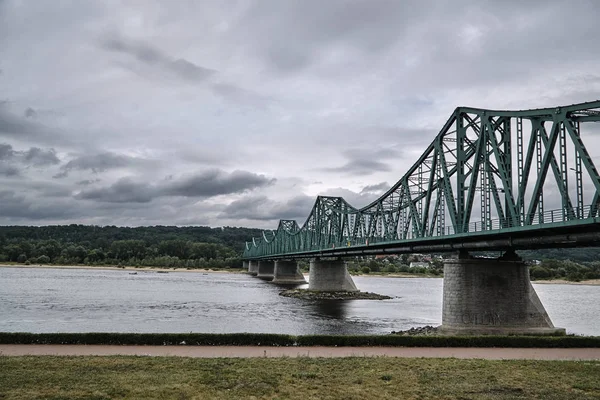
1, 344, 599, 360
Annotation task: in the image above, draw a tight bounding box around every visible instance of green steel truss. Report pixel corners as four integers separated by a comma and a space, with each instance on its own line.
244, 101, 600, 259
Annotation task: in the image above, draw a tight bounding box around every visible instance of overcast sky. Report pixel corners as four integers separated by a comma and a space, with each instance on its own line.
1, 0, 599, 228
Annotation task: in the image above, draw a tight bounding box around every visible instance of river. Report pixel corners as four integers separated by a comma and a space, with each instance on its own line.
0, 267, 598, 336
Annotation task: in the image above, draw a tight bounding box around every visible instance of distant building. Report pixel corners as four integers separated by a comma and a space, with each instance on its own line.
409, 261, 430, 269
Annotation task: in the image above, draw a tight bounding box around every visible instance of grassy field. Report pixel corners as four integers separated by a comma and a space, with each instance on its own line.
0, 356, 598, 399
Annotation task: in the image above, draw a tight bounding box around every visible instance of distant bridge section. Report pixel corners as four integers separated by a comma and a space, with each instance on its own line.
244, 101, 600, 260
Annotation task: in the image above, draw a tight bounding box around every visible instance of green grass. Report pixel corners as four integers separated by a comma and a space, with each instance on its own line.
0, 356, 598, 399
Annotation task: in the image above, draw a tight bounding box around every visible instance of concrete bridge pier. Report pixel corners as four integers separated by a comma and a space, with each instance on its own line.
441, 252, 564, 335
308, 259, 358, 292
243, 261, 249, 272
272, 260, 307, 284
248, 261, 259, 276
257, 260, 275, 281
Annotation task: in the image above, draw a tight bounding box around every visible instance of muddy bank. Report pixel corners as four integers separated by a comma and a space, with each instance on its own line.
280, 289, 392, 300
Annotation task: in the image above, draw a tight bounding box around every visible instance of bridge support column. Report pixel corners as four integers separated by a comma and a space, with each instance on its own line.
272, 260, 306, 284
248, 261, 259, 276
243, 261, 249, 272
308, 259, 358, 292
441, 256, 564, 335
257, 260, 275, 281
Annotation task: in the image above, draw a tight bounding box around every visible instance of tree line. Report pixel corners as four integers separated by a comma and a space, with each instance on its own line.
0, 225, 263, 269
1, 225, 599, 278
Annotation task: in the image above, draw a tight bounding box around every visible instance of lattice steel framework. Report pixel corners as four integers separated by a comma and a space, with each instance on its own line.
244, 101, 600, 259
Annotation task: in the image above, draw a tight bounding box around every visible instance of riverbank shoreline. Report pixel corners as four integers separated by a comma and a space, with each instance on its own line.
2, 263, 599, 284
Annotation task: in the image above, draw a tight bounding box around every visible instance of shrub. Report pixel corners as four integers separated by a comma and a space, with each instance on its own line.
383, 265, 397, 273
530, 266, 551, 280
0, 332, 598, 348
35, 255, 51, 264
361, 266, 371, 274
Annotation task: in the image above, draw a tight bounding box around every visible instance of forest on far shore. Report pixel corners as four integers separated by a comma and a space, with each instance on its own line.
0, 225, 599, 280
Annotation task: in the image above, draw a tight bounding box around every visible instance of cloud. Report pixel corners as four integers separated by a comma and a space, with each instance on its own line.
0, 103, 70, 145
361, 182, 389, 194
220, 194, 314, 221
0, 143, 15, 160
0, 190, 76, 220
323, 148, 401, 176
75, 169, 275, 203
76, 178, 101, 186
75, 178, 155, 203
101, 34, 216, 83
162, 169, 275, 197
234, 0, 417, 73
24, 107, 36, 118
22, 147, 60, 166
0, 164, 19, 177
2, 1, 600, 228
0, 143, 59, 177
56, 152, 149, 178
321, 187, 384, 208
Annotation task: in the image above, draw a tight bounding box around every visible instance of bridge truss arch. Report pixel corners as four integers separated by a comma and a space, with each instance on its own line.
244, 101, 600, 260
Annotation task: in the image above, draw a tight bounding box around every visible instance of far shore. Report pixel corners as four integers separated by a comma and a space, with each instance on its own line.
1, 263, 599, 285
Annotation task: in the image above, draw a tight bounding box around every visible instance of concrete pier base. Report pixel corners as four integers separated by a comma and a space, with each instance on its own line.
243, 261, 249, 273
248, 261, 259, 276
272, 260, 307, 284
257, 261, 275, 281
441, 258, 564, 335
308, 259, 358, 292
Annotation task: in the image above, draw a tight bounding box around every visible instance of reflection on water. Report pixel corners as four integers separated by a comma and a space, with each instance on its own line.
0, 267, 598, 336
307, 300, 348, 319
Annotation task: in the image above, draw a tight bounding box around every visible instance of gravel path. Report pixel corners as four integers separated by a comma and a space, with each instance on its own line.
1, 345, 599, 360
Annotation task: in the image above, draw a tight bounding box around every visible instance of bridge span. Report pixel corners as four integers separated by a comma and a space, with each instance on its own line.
242, 101, 600, 335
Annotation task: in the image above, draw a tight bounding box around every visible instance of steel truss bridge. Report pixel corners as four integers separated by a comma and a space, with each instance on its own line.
244, 101, 600, 260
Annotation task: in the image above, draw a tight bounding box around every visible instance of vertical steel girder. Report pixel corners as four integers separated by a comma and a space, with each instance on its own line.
244, 101, 600, 259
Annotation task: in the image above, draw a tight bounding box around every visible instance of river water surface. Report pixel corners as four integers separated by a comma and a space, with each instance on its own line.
0, 267, 598, 336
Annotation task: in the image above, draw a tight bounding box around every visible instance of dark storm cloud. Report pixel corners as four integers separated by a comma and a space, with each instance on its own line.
56, 152, 148, 178
0, 143, 59, 177
101, 34, 215, 83
0, 143, 15, 160
220, 194, 314, 221
75, 178, 155, 203
22, 147, 60, 166
0, 190, 76, 220
162, 169, 275, 197
0, 143, 59, 166
323, 148, 400, 176
76, 169, 275, 203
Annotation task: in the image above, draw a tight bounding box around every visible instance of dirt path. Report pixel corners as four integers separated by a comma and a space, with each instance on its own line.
1, 345, 599, 360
